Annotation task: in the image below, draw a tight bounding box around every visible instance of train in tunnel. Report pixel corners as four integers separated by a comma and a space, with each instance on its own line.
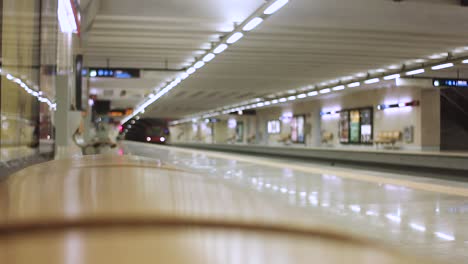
120, 118, 170, 144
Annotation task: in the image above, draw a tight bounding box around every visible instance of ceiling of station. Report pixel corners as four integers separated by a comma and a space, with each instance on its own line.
83, 0, 468, 118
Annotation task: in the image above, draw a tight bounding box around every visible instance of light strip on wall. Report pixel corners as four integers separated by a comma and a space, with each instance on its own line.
121, 0, 290, 125
1, 70, 56, 110
463, 59, 468, 64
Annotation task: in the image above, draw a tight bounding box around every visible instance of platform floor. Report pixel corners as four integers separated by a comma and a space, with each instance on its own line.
123, 141, 468, 264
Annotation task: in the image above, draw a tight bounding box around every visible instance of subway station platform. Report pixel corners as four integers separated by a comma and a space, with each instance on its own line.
122, 141, 468, 264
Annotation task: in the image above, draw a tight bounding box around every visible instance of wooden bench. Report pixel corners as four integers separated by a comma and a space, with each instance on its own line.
321, 131, 334, 145
226, 134, 237, 143
277, 134, 292, 145
374, 131, 402, 149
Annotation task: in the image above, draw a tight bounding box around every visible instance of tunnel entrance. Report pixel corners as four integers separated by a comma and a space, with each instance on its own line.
440, 87, 468, 150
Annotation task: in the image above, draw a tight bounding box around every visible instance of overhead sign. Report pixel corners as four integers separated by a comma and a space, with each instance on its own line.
89, 68, 140, 79
433, 78, 468, 88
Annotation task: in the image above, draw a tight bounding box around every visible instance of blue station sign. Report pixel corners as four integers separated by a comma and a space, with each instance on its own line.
433, 78, 468, 88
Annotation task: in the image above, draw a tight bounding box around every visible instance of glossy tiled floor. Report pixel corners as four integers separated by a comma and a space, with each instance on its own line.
123, 141, 468, 264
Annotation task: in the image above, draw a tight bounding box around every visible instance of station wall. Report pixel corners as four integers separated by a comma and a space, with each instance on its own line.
170, 83, 441, 151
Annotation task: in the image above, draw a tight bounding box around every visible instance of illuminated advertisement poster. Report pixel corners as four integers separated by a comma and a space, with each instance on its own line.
267, 120, 281, 134
349, 110, 360, 143
339, 111, 349, 143
360, 109, 373, 143
291, 116, 305, 143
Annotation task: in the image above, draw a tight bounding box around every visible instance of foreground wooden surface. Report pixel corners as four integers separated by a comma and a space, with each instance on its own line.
0, 155, 431, 263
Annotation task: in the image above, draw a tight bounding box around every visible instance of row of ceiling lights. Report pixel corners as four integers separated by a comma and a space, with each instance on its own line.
170, 57, 468, 125
120, 0, 290, 125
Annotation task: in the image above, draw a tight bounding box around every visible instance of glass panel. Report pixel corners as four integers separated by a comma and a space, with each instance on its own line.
360, 109, 373, 144
349, 110, 360, 143
1, 0, 57, 162
339, 111, 349, 143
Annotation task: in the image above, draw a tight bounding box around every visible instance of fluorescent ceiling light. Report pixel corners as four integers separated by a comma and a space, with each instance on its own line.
272, 99, 279, 104
203, 53, 215, 62
279, 98, 287, 102
364, 78, 380, 84
58, 0, 78, 33
384, 74, 400, 80
264, 0, 289, 15
187, 67, 196, 75
406, 69, 425, 75
307, 91, 318, 96
243, 17, 263, 31
297, 93, 307, 99
319, 88, 331, 94
463, 59, 468, 64
214, 44, 228, 54
194, 61, 205, 69
348, 82, 360, 88
180, 72, 189, 79
431, 63, 454, 70
227, 32, 244, 44
332, 85, 345, 91
288, 96, 296, 101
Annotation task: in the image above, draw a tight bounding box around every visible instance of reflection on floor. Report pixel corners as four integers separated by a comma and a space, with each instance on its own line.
123, 141, 468, 264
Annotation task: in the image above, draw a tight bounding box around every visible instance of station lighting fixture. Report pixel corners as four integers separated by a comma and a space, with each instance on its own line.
319, 88, 331, 94
194, 61, 205, 69
121, 0, 292, 125
297, 93, 307, 99
307, 91, 318, 97
431, 63, 454, 70
364, 78, 379, 84
187, 67, 196, 75
288, 95, 297, 101
57, 0, 79, 33
243, 17, 264, 31
348, 82, 360, 88
279, 98, 287, 103
383, 74, 400, 80
406, 69, 425, 75
376, 100, 419, 110
213, 44, 228, 54
264, 0, 289, 15
203, 53, 215, 62
332, 85, 345, 91
463, 59, 468, 64
227, 32, 244, 44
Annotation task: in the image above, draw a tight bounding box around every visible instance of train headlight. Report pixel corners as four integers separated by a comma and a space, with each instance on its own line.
160, 137, 166, 142
146, 137, 151, 142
